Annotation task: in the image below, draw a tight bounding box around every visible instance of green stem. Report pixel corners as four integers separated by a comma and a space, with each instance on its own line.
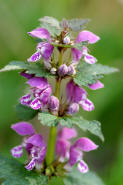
46, 78, 61, 166
58, 49, 63, 67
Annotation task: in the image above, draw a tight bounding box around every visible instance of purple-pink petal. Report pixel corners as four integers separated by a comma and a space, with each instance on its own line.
74, 137, 98, 152
69, 146, 82, 166
49, 96, 59, 111
27, 134, 46, 148
58, 64, 68, 76
20, 94, 32, 106
20, 71, 34, 79
77, 160, 89, 173
11, 145, 23, 158
27, 77, 48, 90
80, 98, 94, 111
72, 48, 83, 61
40, 42, 54, 60
66, 80, 87, 104
28, 28, 50, 40
56, 139, 70, 157
68, 65, 75, 75
76, 30, 100, 44
25, 158, 36, 171
40, 85, 52, 104
67, 103, 79, 115
84, 54, 97, 64
88, 80, 104, 90
74, 84, 87, 103
11, 122, 35, 136
58, 127, 77, 140
30, 98, 42, 110
27, 51, 41, 62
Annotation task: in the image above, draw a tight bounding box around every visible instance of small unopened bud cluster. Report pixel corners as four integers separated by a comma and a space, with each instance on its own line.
58, 64, 76, 77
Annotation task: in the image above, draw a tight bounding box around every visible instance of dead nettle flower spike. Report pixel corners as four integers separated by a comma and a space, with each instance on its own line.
8, 16, 110, 176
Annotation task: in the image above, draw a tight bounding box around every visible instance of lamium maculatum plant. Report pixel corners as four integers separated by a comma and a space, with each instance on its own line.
0, 16, 118, 185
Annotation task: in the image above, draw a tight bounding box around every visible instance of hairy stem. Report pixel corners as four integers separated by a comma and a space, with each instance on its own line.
46, 77, 61, 166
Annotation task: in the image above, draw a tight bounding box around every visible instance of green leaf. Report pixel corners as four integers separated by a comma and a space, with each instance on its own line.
0, 154, 48, 185
38, 112, 104, 141
39, 16, 60, 29
0, 61, 28, 72
64, 166, 105, 185
67, 19, 90, 32
74, 62, 119, 87
16, 104, 38, 121
59, 116, 104, 141
73, 117, 104, 141
38, 112, 58, 126
39, 16, 62, 37
73, 41, 88, 50
0, 61, 54, 78
49, 177, 65, 185
40, 23, 61, 37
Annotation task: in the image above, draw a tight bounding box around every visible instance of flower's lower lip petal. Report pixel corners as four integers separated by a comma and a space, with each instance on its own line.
25, 158, 36, 171
20, 94, 32, 106
84, 54, 97, 64
30, 98, 42, 110
27, 51, 41, 62
77, 160, 89, 173
88, 80, 104, 90
11, 145, 23, 158
80, 98, 94, 111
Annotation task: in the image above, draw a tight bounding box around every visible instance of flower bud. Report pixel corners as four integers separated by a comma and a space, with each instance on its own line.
49, 96, 59, 113
68, 65, 76, 75
58, 64, 68, 76
50, 67, 57, 74
63, 36, 71, 44
67, 103, 79, 115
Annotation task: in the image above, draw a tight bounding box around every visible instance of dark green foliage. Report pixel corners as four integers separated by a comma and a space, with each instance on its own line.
38, 112, 104, 141
64, 166, 105, 185
40, 16, 61, 37
0, 154, 48, 185
16, 104, 38, 121
0, 154, 104, 185
74, 62, 119, 87
0, 61, 54, 78
66, 18, 90, 32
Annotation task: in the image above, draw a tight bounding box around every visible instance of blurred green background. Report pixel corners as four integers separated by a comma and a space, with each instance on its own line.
0, 0, 123, 184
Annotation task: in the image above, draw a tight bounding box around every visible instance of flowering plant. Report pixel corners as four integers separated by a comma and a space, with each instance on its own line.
0, 16, 118, 185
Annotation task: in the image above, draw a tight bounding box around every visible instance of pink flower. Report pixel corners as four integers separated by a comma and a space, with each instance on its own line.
72, 30, 100, 64
11, 122, 46, 171
69, 137, 98, 173
27, 28, 54, 62
66, 80, 94, 112
20, 77, 52, 110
